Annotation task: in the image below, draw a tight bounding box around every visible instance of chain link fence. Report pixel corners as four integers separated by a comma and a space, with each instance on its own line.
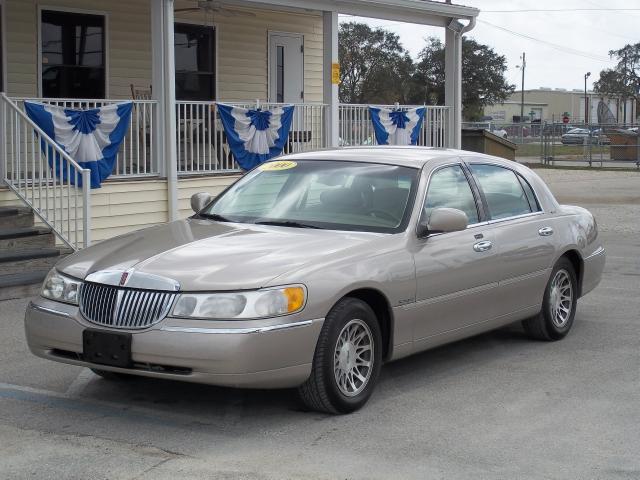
463, 121, 640, 168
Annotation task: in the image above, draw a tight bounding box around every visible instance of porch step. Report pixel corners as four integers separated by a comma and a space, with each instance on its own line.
0, 206, 34, 228
0, 226, 55, 249
0, 207, 73, 300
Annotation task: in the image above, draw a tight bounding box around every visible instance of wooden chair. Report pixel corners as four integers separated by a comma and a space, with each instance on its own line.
130, 84, 152, 100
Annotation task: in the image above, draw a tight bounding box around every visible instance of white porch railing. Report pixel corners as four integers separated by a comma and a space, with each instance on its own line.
0, 93, 91, 250
176, 101, 327, 174
339, 104, 450, 148
10, 97, 159, 178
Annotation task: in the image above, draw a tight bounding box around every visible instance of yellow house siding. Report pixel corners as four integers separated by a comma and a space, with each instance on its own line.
0, 174, 240, 244
4, 0, 324, 103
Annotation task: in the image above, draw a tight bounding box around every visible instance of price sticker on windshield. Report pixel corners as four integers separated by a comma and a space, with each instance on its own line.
259, 161, 297, 171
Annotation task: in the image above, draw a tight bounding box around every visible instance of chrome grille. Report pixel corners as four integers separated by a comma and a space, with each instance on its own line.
79, 282, 176, 329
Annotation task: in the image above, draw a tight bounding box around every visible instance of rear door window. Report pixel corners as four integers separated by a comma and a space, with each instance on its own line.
469, 164, 533, 220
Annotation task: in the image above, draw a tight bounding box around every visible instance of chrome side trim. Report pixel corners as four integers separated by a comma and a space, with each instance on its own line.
585, 246, 605, 260
28, 302, 72, 318
499, 268, 549, 286
401, 282, 498, 310
159, 319, 315, 335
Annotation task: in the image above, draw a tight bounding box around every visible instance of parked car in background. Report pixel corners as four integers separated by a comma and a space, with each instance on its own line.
561, 128, 610, 145
25, 148, 605, 414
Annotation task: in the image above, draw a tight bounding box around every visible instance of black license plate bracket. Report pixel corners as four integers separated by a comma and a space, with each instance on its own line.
82, 329, 132, 368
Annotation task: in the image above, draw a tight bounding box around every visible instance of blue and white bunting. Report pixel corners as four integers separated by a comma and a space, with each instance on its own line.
369, 106, 425, 146
217, 103, 295, 170
24, 101, 133, 188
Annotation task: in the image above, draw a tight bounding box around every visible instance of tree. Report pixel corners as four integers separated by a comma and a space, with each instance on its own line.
411, 37, 515, 120
339, 22, 415, 104
594, 43, 640, 120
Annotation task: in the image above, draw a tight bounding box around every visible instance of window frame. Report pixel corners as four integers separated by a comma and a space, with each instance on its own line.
37, 5, 109, 99
0, 0, 6, 93
466, 161, 545, 223
174, 20, 218, 101
415, 162, 487, 238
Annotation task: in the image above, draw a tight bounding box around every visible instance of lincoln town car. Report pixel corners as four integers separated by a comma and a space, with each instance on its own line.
25, 147, 605, 413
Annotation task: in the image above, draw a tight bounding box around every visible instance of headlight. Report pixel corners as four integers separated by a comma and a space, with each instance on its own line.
41, 269, 81, 305
171, 285, 306, 320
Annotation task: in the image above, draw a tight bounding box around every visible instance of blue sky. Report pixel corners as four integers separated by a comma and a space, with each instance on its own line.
340, 0, 639, 91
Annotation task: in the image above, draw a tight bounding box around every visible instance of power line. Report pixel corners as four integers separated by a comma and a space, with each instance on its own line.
478, 20, 615, 62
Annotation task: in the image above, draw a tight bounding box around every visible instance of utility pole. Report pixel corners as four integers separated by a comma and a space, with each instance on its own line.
584, 72, 591, 124
520, 52, 526, 122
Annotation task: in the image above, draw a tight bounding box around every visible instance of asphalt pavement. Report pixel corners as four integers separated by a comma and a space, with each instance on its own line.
0, 168, 638, 480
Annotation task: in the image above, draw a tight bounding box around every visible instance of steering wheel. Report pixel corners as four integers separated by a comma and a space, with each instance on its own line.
368, 209, 398, 223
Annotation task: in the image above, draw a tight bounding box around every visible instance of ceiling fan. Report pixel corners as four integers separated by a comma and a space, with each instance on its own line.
175, 0, 256, 17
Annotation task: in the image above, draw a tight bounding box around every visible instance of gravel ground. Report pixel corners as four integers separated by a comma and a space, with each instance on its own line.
534, 167, 640, 234
0, 167, 638, 479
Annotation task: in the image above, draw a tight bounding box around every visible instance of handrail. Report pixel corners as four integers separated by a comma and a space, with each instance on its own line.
0, 92, 91, 249
3, 94, 85, 171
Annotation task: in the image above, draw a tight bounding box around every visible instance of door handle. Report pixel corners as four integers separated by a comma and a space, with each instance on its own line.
473, 240, 492, 252
538, 227, 554, 236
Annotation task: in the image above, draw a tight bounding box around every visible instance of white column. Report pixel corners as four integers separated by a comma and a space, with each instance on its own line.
445, 24, 462, 149
151, 0, 178, 221
323, 11, 339, 148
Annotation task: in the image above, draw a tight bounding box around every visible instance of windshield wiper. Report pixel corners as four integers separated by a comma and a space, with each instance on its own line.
254, 220, 322, 229
196, 212, 232, 222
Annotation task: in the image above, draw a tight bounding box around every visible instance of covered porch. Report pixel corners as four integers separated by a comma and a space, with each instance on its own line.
0, 0, 479, 248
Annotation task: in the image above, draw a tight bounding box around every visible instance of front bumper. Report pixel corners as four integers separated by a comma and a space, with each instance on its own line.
25, 298, 324, 389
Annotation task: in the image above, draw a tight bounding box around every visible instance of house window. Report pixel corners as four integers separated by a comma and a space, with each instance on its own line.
40, 10, 106, 98
174, 23, 215, 101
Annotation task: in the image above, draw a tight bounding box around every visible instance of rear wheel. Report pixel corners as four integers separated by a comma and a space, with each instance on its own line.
297, 298, 382, 414
523, 257, 577, 341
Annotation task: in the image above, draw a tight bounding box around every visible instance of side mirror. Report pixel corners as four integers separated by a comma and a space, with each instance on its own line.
191, 192, 213, 213
417, 207, 468, 237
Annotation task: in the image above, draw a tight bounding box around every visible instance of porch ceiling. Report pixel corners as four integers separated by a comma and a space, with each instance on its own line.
209, 0, 479, 27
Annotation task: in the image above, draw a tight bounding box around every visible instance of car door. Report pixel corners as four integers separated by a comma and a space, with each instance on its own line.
467, 162, 556, 317
411, 163, 501, 342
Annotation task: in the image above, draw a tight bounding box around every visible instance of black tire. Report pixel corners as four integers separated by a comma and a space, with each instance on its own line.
90, 368, 132, 381
523, 257, 578, 341
297, 297, 383, 414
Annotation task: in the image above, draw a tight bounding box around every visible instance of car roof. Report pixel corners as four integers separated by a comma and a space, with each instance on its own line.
281, 146, 474, 168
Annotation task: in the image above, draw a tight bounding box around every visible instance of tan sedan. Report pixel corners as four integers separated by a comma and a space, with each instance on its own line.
25, 147, 605, 413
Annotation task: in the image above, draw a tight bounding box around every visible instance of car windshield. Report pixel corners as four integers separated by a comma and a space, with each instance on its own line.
201, 160, 420, 233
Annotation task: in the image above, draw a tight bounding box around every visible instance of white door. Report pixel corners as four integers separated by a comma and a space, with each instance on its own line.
269, 33, 303, 103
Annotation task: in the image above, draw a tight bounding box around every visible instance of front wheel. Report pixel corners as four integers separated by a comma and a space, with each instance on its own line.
523, 257, 578, 341
297, 298, 382, 414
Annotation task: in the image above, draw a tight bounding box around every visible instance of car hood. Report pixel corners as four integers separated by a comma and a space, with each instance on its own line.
57, 219, 382, 291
